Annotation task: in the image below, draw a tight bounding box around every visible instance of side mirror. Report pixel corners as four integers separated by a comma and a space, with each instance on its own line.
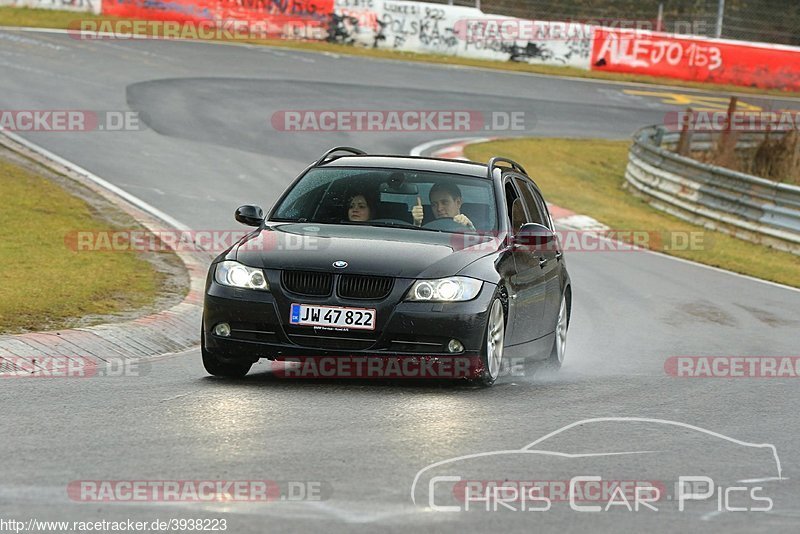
514, 222, 556, 252
235, 205, 264, 227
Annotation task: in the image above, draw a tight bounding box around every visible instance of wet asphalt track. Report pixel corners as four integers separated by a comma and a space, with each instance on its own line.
1, 28, 800, 532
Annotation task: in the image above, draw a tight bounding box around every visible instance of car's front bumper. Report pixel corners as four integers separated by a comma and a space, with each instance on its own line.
202, 278, 496, 367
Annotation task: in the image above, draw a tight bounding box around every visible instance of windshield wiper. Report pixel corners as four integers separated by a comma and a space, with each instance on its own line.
363, 221, 431, 231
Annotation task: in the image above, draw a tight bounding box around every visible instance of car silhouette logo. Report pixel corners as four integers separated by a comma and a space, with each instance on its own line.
333, 260, 348, 268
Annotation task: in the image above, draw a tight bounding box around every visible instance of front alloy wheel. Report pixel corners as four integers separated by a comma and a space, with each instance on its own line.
546, 292, 569, 370
476, 297, 505, 386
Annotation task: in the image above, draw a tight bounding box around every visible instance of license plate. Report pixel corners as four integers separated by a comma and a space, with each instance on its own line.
289, 303, 376, 330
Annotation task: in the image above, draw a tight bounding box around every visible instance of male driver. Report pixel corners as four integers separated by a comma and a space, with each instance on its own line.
412, 183, 474, 229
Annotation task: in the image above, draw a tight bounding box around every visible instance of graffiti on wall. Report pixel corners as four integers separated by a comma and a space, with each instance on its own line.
457, 18, 594, 66
378, 1, 460, 52
328, 2, 594, 68
102, 0, 334, 39
591, 28, 800, 91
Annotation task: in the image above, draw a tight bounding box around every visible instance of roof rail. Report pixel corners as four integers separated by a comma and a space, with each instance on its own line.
487, 157, 527, 179
315, 146, 367, 166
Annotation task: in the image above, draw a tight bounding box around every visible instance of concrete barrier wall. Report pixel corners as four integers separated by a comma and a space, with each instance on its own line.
8, 0, 799, 89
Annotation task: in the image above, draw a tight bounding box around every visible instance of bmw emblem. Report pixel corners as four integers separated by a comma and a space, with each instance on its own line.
333, 260, 348, 269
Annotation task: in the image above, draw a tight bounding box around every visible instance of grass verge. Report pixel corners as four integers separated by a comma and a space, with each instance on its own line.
464, 137, 800, 288
0, 150, 182, 333
1, 6, 799, 99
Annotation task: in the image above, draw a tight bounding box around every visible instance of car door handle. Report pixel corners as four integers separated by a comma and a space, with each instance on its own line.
555, 251, 563, 261
538, 257, 548, 268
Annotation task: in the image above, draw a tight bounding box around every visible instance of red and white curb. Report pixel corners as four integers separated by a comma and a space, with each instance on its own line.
410, 137, 610, 232
0, 130, 210, 372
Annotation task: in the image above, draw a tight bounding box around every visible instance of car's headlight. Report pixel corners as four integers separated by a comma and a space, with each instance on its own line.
214, 260, 269, 290
405, 277, 482, 302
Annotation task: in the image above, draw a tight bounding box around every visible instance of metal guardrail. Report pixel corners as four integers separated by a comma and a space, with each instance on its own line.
625, 125, 800, 255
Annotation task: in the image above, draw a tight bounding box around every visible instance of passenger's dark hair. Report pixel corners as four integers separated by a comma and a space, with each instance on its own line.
346, 188, 378, 218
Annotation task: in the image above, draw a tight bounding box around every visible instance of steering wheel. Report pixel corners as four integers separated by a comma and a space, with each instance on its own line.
422, 217, 465, 231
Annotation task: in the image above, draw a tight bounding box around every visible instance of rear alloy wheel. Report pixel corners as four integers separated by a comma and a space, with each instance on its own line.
476, 297, 505, 387
545, 292, 569, 370
201, 328, 252, 378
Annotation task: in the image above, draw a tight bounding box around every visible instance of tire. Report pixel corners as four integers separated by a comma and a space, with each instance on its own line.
544, 290, 569, 371
201, 328, 252, 378
475, 296, 506, 387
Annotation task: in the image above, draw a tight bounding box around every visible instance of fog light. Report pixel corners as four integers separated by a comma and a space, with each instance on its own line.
447, 339, 464, 353
214, 323, 231, 337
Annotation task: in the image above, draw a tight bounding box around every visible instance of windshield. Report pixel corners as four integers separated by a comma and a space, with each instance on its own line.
271, 167, 498, 233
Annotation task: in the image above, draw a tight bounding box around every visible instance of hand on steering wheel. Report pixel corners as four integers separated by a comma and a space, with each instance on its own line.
453, 214, 475, 229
